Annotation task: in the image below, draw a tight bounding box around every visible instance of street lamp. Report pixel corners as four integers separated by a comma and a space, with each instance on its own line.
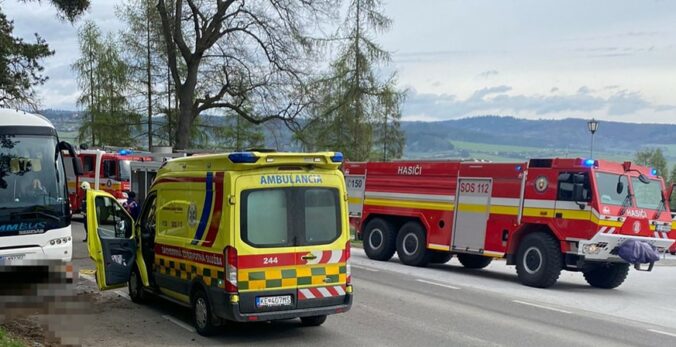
587, 118, 599, 158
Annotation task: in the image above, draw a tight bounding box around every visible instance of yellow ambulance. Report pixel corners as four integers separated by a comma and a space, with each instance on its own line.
85, 151, 352, 335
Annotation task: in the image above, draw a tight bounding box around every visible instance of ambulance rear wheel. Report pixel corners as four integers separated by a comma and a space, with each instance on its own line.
430, 252, 453, 264
583, 263, 629, 289
300, 315, 327, 327
363, 218, 397, 261
457, 254, 492, 269
396, 222, 431, 267
516, 232, 563, 288
192, 289, 219, 336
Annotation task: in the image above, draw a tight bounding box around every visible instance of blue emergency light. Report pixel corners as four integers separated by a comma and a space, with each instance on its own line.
118, 149, 132, 155
228, 152, 259, 163
583, 159, 595, 167
331, 152, 344, 163
651, 168, 658, 176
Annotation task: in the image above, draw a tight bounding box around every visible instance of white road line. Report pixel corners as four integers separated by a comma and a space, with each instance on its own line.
512, 300, 572, 314
80, 273, 95, 282
162, 315, 195, 333
648, 329, 676, 338
351, 264, 380, 272
115, 290, 131, 301
415, 279, 460, 290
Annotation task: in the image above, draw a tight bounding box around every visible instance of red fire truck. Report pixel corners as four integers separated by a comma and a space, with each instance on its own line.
344, 158, 675, 288
66, 149, 152, 213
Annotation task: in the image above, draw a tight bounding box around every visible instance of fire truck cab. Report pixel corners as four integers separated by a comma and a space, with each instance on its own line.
66, 150, 152, 212
345, 158, 675, 288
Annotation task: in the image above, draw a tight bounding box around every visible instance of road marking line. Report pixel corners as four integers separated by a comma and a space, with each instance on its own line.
648, 329, 676, 338
80, 273, 95, 282
415, 279, 460, 290
115, 290, 131, 301
351, 264, 380, 272
513, 300, 572, 314
162, 315, 195, 333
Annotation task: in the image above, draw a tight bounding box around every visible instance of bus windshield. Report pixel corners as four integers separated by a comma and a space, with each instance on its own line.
0, 134, 68, 235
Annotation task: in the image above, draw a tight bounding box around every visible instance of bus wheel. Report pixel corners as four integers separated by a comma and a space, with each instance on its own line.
583, 263, 629, 289
396, 222, 430, 267
192, 289, 219, 336
128, 267, 146, 304
429, 252, 453, 264
363, 218, 396, 261
457, 254, 492, 269
516, 232, 563, 288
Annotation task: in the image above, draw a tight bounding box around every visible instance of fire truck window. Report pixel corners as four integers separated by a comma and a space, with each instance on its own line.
82, 156, 94, 172
103, 160, 116, 178
595, 172, 629, 206
557, 172, 591, 202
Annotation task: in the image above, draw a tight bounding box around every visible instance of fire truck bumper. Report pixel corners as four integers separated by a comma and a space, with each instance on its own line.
577, 233, 674, 262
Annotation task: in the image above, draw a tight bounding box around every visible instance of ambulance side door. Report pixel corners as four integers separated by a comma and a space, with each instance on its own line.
86, 189, 137, 290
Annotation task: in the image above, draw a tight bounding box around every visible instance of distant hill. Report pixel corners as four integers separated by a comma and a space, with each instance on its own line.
39, 110, 676, 164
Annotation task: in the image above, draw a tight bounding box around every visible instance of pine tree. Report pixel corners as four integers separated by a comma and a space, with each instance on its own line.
302, 0, 405, 161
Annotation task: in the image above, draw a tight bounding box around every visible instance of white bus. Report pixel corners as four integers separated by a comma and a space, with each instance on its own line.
0, 109, 81, 271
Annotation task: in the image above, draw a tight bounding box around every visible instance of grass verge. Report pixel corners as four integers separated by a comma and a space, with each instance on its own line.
0, 327, 24, 347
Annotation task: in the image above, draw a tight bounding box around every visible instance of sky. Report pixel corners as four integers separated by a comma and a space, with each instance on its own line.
2, 0, 676, 123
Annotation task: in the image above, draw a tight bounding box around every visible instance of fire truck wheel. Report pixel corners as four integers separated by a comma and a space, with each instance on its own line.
430, 252, 453, 264
457, 254, 492, 269
583, 263, 629, 289
396, 222, 431, 267
363, 218, 397, 261
516, 232, 562, 288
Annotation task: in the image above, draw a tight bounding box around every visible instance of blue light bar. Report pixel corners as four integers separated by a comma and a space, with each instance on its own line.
583, 159, 595, 167
651, 168, 657, 176
118, 149, 131, 155
331, 152, 344, 163
228, 152, 259, 163
515, 165, 522, 172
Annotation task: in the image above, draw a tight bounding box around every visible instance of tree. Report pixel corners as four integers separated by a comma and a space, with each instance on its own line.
634, 148, 668, 181
155, 0, 338, 149
117, 0, 166, 150
0, 1, 89, 108
73, 21, 140, 147
669, 164, 676, 185
299, 0, 405, 161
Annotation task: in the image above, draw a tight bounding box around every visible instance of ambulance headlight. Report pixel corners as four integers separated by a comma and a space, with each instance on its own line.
228, 152, 259, 163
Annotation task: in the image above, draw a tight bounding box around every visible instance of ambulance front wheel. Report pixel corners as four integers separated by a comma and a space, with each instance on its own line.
192, 289, 220, 336
515, 232, 563, 288
128, 267, 146, 304
300, 315, 327, 327
396, 222, 431, 267
363, 218, 397, 261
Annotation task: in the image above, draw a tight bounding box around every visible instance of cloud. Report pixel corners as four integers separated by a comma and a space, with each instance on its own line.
402, 86, 675, 120
476, 70, 499, 78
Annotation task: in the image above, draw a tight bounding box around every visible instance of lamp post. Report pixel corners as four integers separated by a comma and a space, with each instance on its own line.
587, 118, 599, 158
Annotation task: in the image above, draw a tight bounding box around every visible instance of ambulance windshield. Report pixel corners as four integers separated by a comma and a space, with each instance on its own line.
241, 187, 341, 247
632, 177, 662, 210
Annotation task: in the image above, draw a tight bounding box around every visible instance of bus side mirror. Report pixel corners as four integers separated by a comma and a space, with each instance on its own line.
59, 141, 83, 176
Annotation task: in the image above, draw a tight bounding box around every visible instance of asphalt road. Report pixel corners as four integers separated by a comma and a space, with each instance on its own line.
53, 222, 676, 346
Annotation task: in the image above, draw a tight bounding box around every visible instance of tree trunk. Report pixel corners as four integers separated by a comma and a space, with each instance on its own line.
146, 9, 153, 151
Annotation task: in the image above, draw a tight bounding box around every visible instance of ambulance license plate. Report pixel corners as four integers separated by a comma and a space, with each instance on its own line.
256, 295, 292, 308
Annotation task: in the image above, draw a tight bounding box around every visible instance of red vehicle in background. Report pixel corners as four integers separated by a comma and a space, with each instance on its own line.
344, 158, 675, 289
65, 149, 152, 213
